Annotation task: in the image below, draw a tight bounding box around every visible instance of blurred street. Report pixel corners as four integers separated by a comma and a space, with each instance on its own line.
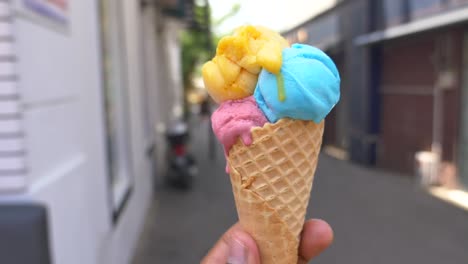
4, 1, 468, 264
132, 118, 468, 264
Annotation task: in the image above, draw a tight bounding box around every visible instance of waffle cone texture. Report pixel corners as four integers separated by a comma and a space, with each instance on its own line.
227, 118, 324, 264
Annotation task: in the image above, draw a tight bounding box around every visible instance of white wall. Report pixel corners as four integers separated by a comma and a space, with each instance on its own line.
0, 2, 26, 191
100, 1, 153, 263
140, 5, 185, 178
165, 18, 185, 119
0, 0, 164, 263
14, 0, 110, 263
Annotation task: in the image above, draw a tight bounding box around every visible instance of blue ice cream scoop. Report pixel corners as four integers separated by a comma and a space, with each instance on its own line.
254, 43, 340, 123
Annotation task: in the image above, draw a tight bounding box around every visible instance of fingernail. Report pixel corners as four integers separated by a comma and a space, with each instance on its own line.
227, 238, 247, 264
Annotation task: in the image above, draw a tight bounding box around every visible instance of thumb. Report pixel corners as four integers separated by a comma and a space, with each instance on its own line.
202, 223, 261, 264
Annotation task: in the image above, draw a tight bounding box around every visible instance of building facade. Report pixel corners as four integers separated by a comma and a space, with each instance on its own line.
0, 0, 188, 263
284, 0, 468, 188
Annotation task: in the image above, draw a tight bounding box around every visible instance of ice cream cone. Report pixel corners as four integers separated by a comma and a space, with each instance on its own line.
227, 118, 324, 264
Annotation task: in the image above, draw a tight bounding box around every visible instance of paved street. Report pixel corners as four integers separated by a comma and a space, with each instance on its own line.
132, 119, 468, 264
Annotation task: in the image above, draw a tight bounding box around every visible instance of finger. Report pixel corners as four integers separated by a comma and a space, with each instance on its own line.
298, 219, 334, 263
202, 223, 261, 264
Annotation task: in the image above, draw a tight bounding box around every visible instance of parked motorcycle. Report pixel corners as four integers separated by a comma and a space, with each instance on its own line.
165, 120, 197, 189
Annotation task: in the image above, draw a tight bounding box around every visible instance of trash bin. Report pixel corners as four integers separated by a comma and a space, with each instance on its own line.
415, 151, 439, 186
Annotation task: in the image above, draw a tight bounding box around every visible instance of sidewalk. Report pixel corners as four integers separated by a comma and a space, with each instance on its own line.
132, 118, 468, 264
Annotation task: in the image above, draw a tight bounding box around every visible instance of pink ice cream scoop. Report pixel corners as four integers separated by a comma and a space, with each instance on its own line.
211, 96, 268, 158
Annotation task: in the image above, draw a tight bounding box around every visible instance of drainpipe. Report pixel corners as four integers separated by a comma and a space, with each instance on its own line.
432, 78, 443, 180
432, 35, 454, 182
416, 76, 443, 186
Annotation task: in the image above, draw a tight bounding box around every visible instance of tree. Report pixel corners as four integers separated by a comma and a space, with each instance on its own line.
180, 2, 240, 89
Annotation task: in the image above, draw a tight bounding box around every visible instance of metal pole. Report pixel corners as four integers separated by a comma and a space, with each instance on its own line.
432, 83, 443, 182
431, 35, 446, 183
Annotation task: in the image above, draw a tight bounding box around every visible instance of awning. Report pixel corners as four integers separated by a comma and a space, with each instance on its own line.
354, 6, 468, 46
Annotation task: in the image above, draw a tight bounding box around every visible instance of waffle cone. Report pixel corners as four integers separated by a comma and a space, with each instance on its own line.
227, 118, 324, 264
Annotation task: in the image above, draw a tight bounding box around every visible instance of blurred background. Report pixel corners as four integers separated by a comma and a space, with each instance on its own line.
0, 0, 467, 263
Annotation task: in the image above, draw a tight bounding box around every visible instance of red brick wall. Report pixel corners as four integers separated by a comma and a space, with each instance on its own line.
442, 30, 462, 162
443, 89, 460, 161
324, 104, 338, 146
380, 94, 434, 173
379, 28, 462, 174
323, 53, 344, 147
382, 34, 436, 88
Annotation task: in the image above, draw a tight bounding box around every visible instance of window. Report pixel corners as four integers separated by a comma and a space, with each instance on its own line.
409, 0, 444, 19
99, 0, 133, 220
382, 0, 406, 27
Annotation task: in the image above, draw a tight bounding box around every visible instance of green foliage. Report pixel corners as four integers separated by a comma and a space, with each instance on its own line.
180, 30, 213, 88
213, 3, 240, 28
180, 2, 239, 88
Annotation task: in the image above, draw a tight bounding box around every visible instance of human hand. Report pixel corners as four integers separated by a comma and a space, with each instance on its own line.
201, 219, 333, 264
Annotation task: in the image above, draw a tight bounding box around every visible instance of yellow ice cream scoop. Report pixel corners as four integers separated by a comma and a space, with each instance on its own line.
202, 25, 289, 103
